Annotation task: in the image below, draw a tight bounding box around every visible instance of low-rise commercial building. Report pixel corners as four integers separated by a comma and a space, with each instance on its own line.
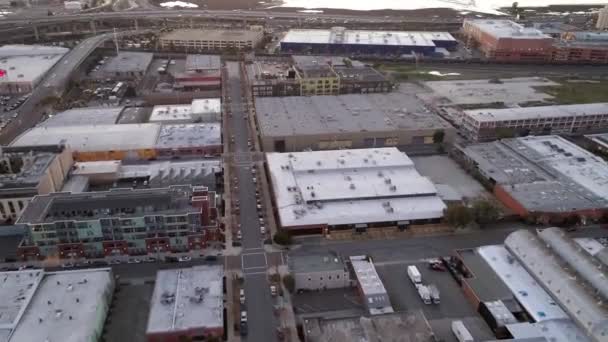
256, 93, 454, 152
289, 254, 353, 291
280, 27, 457, 56
349, 255, 393, 315
266, 148, 446, 233
149, 99, 221, 123
460, 135, 608, 222
146, 265, 223, 342
0, 45, 68, 94
15, 185, 218, 259
11, 122, 222, 161
39, 106, 127, 127
171, 55, 222, 90
463, 19, 554, 62
159, 28, 264, 51
92, 52, 153, 80
0, 268, 114, 342
461, 103, 608, 142
0, 144, 73, 224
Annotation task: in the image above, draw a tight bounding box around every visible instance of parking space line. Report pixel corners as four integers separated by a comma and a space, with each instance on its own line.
241, 252, 266, 257
244, 271, 268, 276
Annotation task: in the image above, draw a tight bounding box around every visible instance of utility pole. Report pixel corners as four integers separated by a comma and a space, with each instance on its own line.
113, 27, 120, 56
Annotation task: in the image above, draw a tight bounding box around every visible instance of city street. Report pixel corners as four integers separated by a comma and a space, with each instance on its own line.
226, 61, 278, 342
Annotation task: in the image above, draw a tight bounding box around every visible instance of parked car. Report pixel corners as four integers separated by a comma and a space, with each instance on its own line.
178, 256, 192, 262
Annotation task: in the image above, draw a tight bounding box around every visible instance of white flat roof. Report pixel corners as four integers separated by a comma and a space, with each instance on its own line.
0, 46, 67, 84
149, 99, 221, 123
73, 160, 122, 175
477, 245, 569, 322
156, 123, 221, 149
465, 103, 608, 123
11, 124, 161, 151
282, 28, 455, 47
40, 107, 124, 127
146, 266, 223, 334
0, 268, 113, 342
267, 148, 445, 228
465, 19, 551, 39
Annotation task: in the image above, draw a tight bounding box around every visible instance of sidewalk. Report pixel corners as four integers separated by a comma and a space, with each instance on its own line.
274, 264, 299, 342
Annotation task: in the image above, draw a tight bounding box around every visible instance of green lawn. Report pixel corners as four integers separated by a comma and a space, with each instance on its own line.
539, 81, 608, 104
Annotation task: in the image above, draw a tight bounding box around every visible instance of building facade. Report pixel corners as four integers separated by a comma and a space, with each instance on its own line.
463, 20, 554, 62
553, 31, 608, 64
289, 254, 353, 291
15, 185, 219, 260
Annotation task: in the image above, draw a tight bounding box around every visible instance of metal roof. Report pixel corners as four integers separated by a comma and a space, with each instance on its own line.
281, 28, 455, 47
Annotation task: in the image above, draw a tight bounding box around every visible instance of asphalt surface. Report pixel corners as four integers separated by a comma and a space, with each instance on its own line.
226, 61, 277, 342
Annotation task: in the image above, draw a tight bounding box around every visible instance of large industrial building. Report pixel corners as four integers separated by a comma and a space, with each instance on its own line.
462, 19, 554, 62
11, 122, 222, 161
505, 230, 608, 342
280, 27, 457, 56
15, 185, 218, 259
0, 268, 114, 342
0, 45, 68, 94
266, 148, 446, 234
461, 103, 608, 142
159, 28, 264, 51
255, 93, 455, 152
39, 106, 127, 127
460, 135, 608, 222
146, 265, 223, 342
0, 144, 73, 224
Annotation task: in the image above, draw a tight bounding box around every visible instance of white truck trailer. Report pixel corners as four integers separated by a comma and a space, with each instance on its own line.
451, 320, 474, 342
428, 284, 440, 304
407, 265, 422, 284
416, 284, 432, 304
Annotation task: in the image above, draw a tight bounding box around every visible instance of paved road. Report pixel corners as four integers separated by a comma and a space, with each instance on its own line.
226, 61, 277, 342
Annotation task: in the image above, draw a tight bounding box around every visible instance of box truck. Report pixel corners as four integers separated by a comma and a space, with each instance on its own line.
417, 284, 432, 304
407, 265, 422, 284
451, 320, 473, 342
429, 284, 440, 304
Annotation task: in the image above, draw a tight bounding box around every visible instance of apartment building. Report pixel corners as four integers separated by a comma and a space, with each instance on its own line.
462, 103, 608, 142
15, 185, 218, 260
0, 145, 73, 224
553, 31, 608, 64
159, 28, 264, 51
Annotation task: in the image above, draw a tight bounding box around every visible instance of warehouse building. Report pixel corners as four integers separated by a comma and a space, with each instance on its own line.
0, 45, 68, 94
505, 230, 608, 342
462, 19, 553, 62
15, 185, 218, 259
92, 52, 153, 80
289, 254, 353, 291
0, 144, 73, 224
266, 148, 446, 233
11, 122, 222, 161
349, 255, 393, 315
171, 55, 222, 90
146, 265, 223, 342
460, 135, 608, 222
280, 27, 457, 56
255, 93, 455, 152
0, 268, 114, 342
39, 106, 126, 127
149, 99, 221, 123
159, 28, 264, 51
461, 103, 608, 142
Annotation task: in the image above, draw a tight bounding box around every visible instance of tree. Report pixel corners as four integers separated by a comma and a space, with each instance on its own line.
511, 2, 519, 15
471, 199, 500, 225
443, 203, 473, 228
433, 130, 445, 144
273, 230, 292, 246
282, 274, 295, 293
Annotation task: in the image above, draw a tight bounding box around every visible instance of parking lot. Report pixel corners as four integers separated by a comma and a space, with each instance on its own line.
0, 94, 29, 132
103, 283, 154, 342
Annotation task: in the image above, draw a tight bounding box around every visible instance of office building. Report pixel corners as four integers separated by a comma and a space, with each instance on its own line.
280, 27, 457, 56
462, 20, 553, 62
159, 28, 264, 51
15, 185, 218, 259
146, 266, 223, 342
0, 144, 73, 224
0, 45, 68, 94
461, 103, 608, 142
460, 135, 608, 222
0, 268, 114, 342
266, 148, 446, 233
255, 93, 455, 152
289, 254, 353, 291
